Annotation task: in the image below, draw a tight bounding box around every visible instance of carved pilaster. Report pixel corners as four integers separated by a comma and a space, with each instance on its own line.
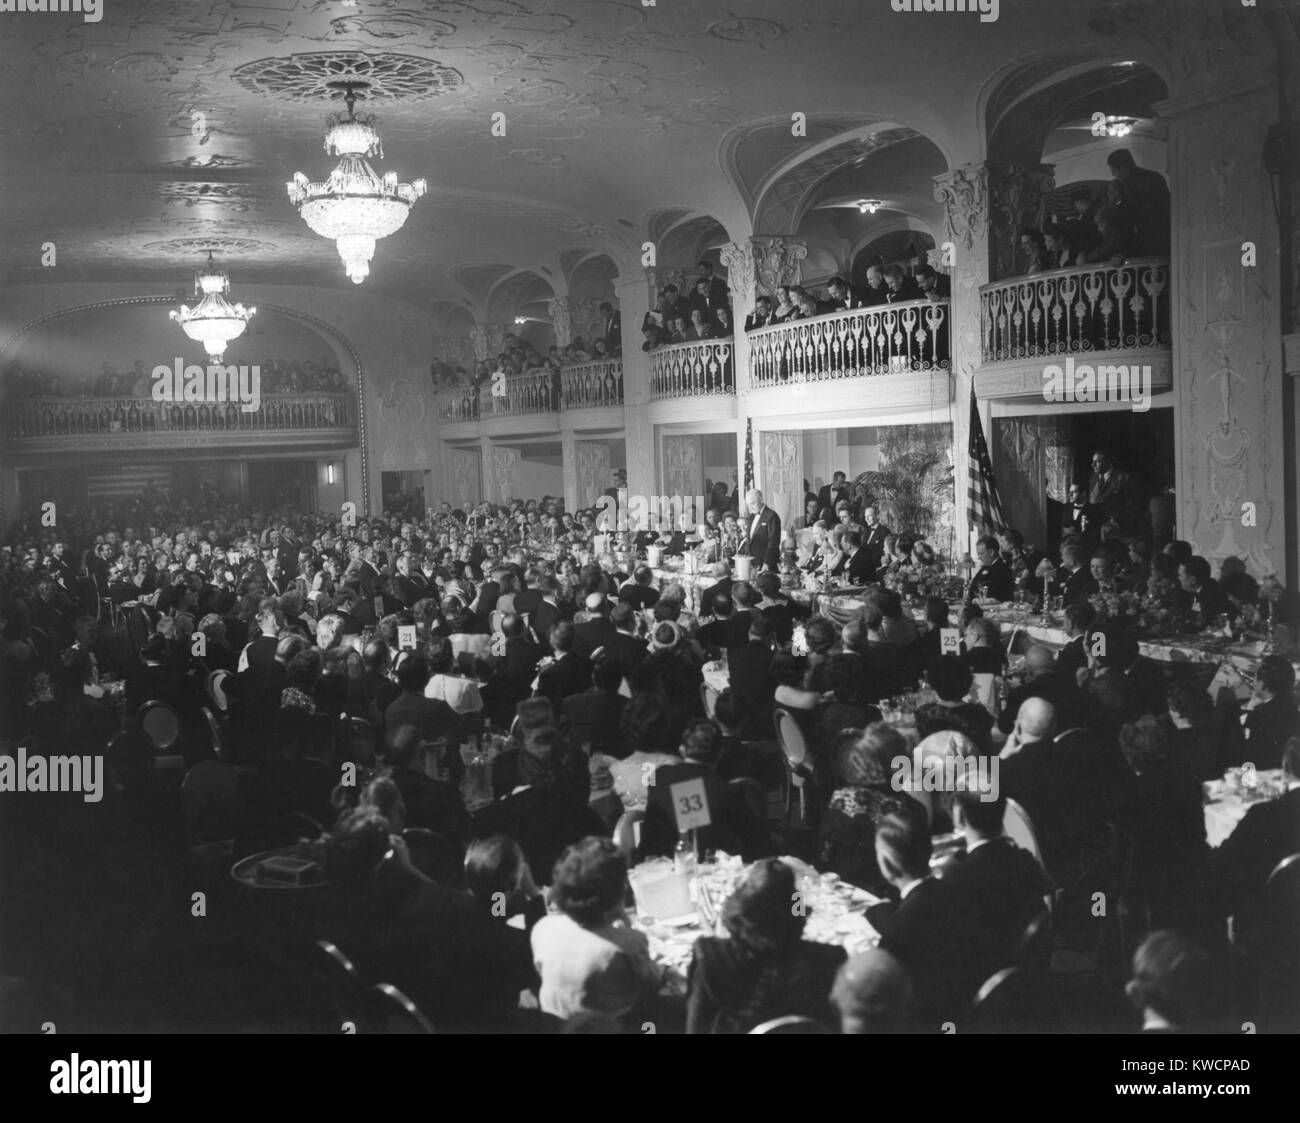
987, 163, 1056, 282
547, 298, 574, 347
468, 325, 489, 362
719, 241, 757, 303
933, 165, 990, 257
752, 237, 808, 297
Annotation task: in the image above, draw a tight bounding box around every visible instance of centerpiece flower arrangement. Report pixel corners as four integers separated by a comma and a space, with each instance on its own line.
882, 560, 953, 602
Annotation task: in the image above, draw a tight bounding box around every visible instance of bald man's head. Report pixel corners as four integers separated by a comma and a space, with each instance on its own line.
832, 949, 914, 1034
1016, 696, 1058, 742
1025, 645, 1055, 677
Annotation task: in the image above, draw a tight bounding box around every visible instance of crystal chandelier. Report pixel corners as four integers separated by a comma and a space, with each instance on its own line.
169, 252, 256, 362
287, 83, 426, 284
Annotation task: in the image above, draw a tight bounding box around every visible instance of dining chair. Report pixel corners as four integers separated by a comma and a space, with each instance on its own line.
969, 964, 1057, 1033
1003, 797, 1044, 868
137, 699, 184, 771
1259, 852, 1300, 1026
700, 682, 719, 720
748, 1015, 831, 1034
773, 707, 811, 825
313, 940, 370, 1033
205, 669, 230, 714
369, 982, 435, 1034
1012, 907, 1053, 972
613, 808, 645, 860
728, 776, 767, 824
201, 706, 230, 763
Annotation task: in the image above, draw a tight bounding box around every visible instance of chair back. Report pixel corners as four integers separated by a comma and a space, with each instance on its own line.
314, 940, 369, 1031
1003, 798, 1044, 868
489, 610, 505, 636
370, 982, 435, 1034
180, 759, 240, 844
138, 700, 182, 752
969, 965, 1056, 1033
202, 707, 229, 762
1262, 852, 1300, 998
773, 708, 808, 769
748, 1015, 831, 1035
206, 669, 231, 714
728, 777, 766, 823
1013, 907, 1053, 970
613, 808, 646, 859
701, 682, 719, 720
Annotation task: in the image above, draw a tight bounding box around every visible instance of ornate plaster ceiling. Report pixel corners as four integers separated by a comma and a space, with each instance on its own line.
0, 0, 1231, 314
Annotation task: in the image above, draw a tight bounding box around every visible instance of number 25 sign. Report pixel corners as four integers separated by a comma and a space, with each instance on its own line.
670, 777, 712, 832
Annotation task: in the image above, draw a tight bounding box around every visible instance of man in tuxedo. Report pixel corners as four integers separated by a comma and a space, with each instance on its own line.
870, 808, 965, 1028
1213, 737, 1300, 948
1177, 556, 1234, 624
1055, 541, 1099, 607
642, 719, 770, 862
883, 266, 922, 303
934, 787, 1054, 1008
237, 597, 284, 674
997, 645, 1081, 735
861, 507, 890, 572
597, 301, 621, 353
914, 265, 951, 300
744, 296, 774, 332
998, 529, 1050, 595
558, 656, 627, 758
602, 603, 648, 671
832, 530, 876, 586
528, 575, 564, 651
1088, 450, 1142, 536
276, 525, 301, 582
742, 489, 782, 572
967, 535, 1016, 603
488, 613, 543, 727
389, 551, 430, 609
700, 561, 733, 617
354, 638, 401, 729
826, 276, 868, 311
689, 278, 727, 324
697, 259, 729, 309
536, 621, 592, 712
817, 472, 850, 517
861, 264, 889, 306
573, 593, 618, 661
722, 618, 777, 739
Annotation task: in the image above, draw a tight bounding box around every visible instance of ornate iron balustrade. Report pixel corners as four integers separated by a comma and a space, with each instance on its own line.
980, 258, 1170, 362
748, 300, 950, 387
435, 386, 480, 422
483, 369, 558, 417
560, 360, 623, 409
4, 391, 356, 438
648, 338, 734, 399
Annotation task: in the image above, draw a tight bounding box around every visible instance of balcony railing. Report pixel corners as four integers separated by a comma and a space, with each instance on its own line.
483, 369, 558, 418
980, 258, 1170, 362
648, 338, 734, 399
4, 391, 357, 439
435, 386, 480, 422
561, 360, 624, 409
748, 300, 949, 387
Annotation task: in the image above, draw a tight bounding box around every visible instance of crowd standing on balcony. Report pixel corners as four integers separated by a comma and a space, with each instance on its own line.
642, 260, 733, 351
1015, 149, 1171, 277
1, 357, 348, 399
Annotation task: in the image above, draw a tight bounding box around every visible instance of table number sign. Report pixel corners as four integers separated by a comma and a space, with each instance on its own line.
670, 777, 712, 833
374, 595, 386, 619
940, 628, 961, 655
397, 625, 418, 651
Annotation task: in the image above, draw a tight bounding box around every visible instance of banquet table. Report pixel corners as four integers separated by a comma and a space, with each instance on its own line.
631, 854, 884, 985
1202, 770, 1287, 849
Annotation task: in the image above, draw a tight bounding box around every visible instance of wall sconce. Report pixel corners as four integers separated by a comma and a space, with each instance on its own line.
327, 463, 335, 485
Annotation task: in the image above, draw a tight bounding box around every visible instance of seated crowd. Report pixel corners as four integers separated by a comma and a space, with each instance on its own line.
0, 471, 1295, 1034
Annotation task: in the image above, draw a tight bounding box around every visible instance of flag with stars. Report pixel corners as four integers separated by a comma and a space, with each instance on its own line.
743, 417, 754, 494
967, 387, 1009, 537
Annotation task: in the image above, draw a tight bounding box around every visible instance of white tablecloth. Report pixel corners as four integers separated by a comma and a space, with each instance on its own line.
1203, 771, 1285, 848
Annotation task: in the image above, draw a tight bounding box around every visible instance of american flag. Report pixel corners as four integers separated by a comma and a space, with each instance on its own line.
966, 387, 1009, 537
743, 416, 754, 494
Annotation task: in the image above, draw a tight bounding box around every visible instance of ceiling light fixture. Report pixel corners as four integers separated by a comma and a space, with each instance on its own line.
169, 252, 256, 362
1103, 115, 1137, 138
514, 316, 527, 325
288, 81, 426, 284
857, 199, 884, 215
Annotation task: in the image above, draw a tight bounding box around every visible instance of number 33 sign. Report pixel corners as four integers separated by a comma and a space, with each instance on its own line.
670, 777, 712, 832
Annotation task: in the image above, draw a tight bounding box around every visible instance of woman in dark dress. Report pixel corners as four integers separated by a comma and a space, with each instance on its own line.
817, 723, 913, 896
686, 859, 846, 1033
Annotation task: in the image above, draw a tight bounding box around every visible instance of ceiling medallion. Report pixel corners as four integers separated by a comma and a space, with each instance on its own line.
144, 237, 278, 256
170, 252, 257, 362
232, 51, 462, 104
287, 82, 426, 284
